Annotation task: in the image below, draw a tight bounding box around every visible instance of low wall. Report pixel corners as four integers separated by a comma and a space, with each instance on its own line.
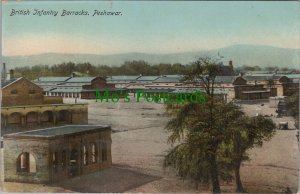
43, 96, 63, 104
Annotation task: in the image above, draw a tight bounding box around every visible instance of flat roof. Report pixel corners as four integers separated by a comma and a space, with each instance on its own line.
4, 125, 110, 139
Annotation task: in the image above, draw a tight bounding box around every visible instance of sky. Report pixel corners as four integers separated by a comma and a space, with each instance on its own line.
2, 1, 300, 56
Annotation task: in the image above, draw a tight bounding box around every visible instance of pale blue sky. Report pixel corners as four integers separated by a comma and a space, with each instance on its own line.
2, 1, 300, 56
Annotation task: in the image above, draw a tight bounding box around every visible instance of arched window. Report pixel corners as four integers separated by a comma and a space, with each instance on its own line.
91, 143, 98, 163
82, 145, 89, 165
17, 152, 36, 173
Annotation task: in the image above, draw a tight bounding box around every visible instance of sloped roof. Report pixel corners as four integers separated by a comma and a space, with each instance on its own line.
106, 75, 142, 82
171, 88, 227, 94
163, 75, 183, 78
246, 71, 272, 75
50, 87, 83, 93
66, 77, 97, 83
280, 74, 300, 79
34, 82, 58, 86
57, 82, 87, 87
243, 75, 283, 81
1, 78, 21, 88
144, 88, 175, 93
214, 76, 236, 83
1, 77, 44, 93
39, 86, 56, 92
35, 77, 71, 82
137, 76, 160, 81
277, 71, 296, 74
153, 76, 182, 83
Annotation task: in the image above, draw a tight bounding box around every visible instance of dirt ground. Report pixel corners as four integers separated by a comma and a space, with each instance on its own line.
0, 98, 298, 193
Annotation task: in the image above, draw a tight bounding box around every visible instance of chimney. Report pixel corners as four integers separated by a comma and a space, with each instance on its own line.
229, 60, 233, 68
2, 63, 6, 80
9, 69, 14, 79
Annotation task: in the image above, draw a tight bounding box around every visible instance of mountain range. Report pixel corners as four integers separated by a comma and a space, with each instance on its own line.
3, 44, 299, 69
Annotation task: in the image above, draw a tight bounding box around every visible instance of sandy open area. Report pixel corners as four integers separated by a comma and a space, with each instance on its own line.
0, 98, 298, 193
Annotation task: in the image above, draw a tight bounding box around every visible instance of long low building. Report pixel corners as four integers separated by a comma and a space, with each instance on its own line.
3, 125, 112, 183
34, 76, 126, 99
233, 75, 298, 100
33, 72, 300, 101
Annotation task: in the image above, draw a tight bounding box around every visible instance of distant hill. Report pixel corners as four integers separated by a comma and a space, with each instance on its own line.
3, 44, 299, 69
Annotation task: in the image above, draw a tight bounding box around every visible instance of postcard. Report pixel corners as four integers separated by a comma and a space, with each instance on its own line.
1, 1, 299, 193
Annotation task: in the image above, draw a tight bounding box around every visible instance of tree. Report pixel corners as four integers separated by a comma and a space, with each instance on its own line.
164, 57, 276, 193
164, 57, 225, 193
164, 100, 239, 192
226, 114, 275, 192
287, 90, 299, 129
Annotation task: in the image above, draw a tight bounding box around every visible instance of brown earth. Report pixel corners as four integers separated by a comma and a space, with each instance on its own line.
0, 98, 298, 193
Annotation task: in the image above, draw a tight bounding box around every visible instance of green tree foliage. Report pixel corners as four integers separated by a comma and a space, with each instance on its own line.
287, 90, 299, 129
224, 114, 275, 192
164, 57, 276, 193
164, 100, 242, 192
164, 57, 224, 193
13, 60, 192, 80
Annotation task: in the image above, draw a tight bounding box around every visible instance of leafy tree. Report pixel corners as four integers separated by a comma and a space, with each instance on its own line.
164, 57, 276, 193
225, 114, 275, 192
287, 90, 299, 129
14, 61, 192, 79
164, 57, 224, 193
164, 100, 236, 192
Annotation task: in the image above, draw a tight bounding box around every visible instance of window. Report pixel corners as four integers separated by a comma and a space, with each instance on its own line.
102, 143, 107, 162
20, 153, 29, 172
17, 152, 36, 173
52, 152, 58, 172
62, 150, 67, 170
82, 145, 89, 165
29, 89, 36, 94
11, 89, 18, 94
91, 143, 98, 163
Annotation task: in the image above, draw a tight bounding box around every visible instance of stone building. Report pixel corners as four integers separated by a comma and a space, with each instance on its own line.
233, 77, 271, 100
1, 77, 62, 107
1, 76, 88, 135
3, 125, 112, 183
232, 75, 294, 100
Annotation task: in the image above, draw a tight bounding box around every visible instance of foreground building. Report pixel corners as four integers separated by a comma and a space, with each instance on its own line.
3, 125, 112, 183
